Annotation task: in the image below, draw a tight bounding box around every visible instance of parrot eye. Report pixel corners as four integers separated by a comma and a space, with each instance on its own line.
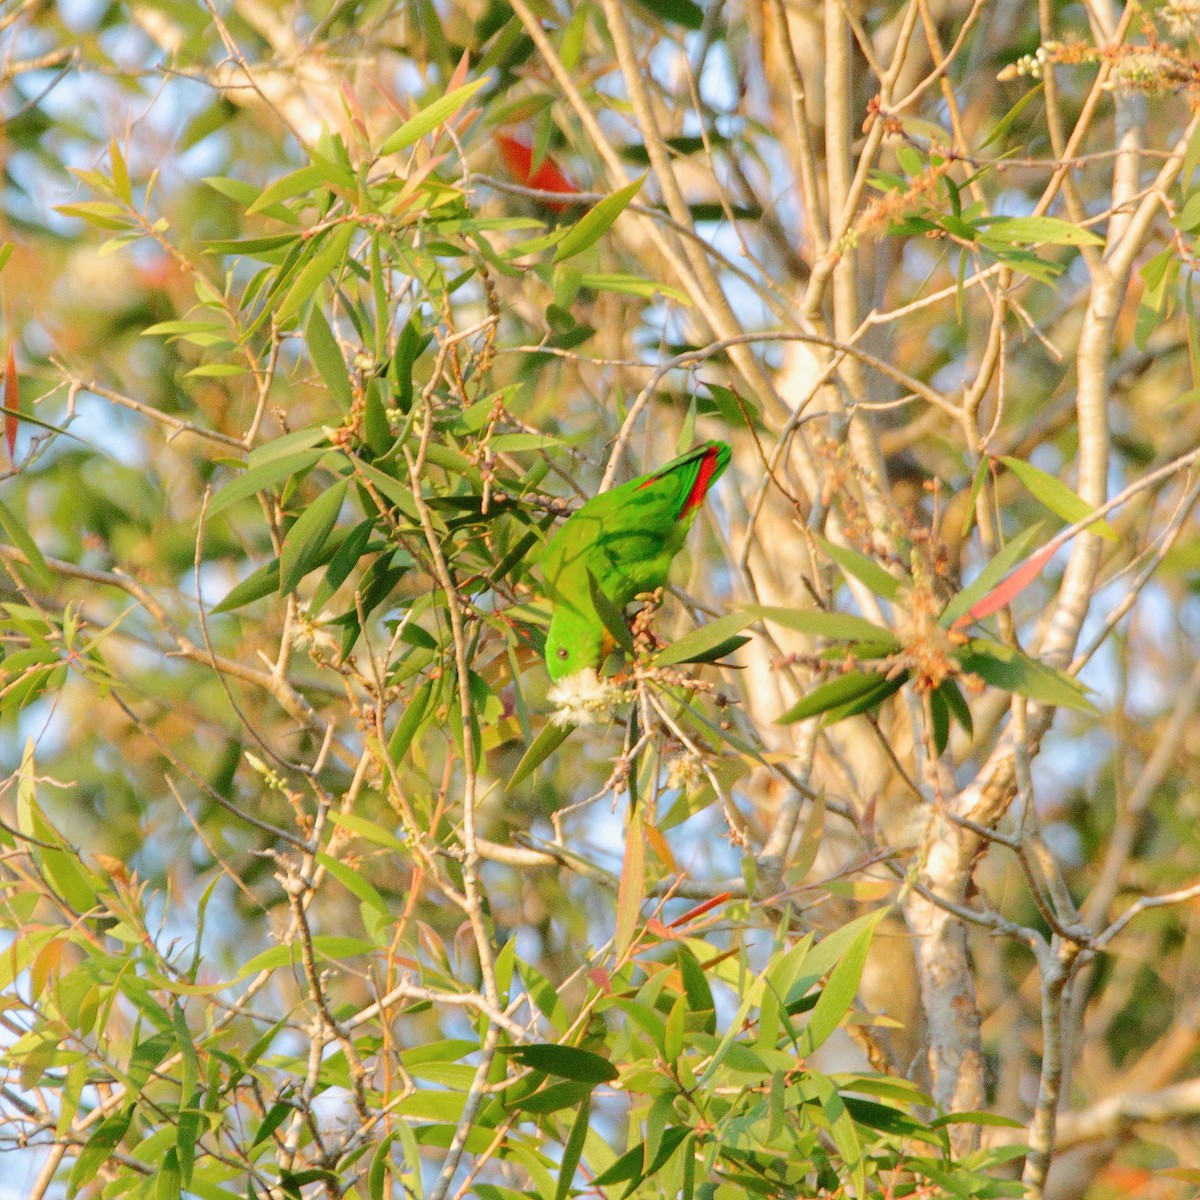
556, 647, 569, 660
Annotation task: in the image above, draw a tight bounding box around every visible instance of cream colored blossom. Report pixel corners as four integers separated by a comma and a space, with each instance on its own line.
547, 668, 629, 727
666, 751, 705, 792
290, 601, 340, 656
1165, 0, 1200, 39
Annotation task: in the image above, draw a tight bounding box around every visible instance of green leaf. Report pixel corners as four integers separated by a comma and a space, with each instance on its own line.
184, 363, 246, 378
514, 1079, 596, 1114
986, 245, 1065, 285
843, 1097, 939, 1143
554, 1101, 591, 1200
507, 719, 573, 789
142, 319, 228, 339
352, 458, 419, 519
980, 216, 1103, 247
312, 518, 374, 610
207, 449, 326, 519
939, 522, 1046, 628
671, 633, 750, 665
68, 1107, 133, 1197
1141, 246, 1177, 310
502, 1043, 618, 1083
54, 201, 134, 230
0, 499, 51, 590
519, 960, 570, 1031
392, 316, 428, 413
748, 604, 898, 646
616, 807, 645, 959
204, 233, 298, 257
488, 432, 567, 452
936, 678, 973, 738
249, 426, 331, 465
591, 1126, 690, 1187
306, 305, 354, 411
1184, 119, 1200, 190
280, 479, 347, 595
487, 530, 540, 588
315, 851, 390, 917
633, 0, 704, 29
580, 273, 691, 304
587, 569, 636, 655
211, 558, 281, 613
247, 164, 331, 215
127, 1030, 174, 1091
789, 793, 826, 881
367, 1131, 398, 1200
251, 1100, 293, 1148
978, 83, 1044, 151
896, 145, 924, 178
929, 685, 950, 755
956, 638, 1097, 713
656, 613, 756, 666
929, 1110, 1026, 1130
800, 908, 888, 1053
553, 176, 646, 263
777, 671, 905, 725
329, 811, 409, 856
1178, 193, 1200, 234
155, 1147, 183, 1200
960, 456, 990, 539
658, 607, 895, 662
701, 380, 760, 429
676, 945, 715, 1019
663, 992, 686, 1062
388, 680, 433, 764
275, 224, 355, 326
999, 456, 1117, 539
363, 380, 392, 455
815, 536, 902, 601
379, 77, 490, 156
237, 935, 375, 979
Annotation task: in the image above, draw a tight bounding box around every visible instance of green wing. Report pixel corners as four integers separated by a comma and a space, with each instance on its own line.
543, 441, 731, 611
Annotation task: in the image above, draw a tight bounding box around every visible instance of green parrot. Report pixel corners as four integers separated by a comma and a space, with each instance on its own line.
542, 440, 732, 680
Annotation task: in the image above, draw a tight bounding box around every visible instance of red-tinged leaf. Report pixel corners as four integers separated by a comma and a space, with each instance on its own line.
615, 807, 645, 960
447, 49, 470, 95
339, 79, 368, 141
643, 820, 677, 871
667, 891, 735, 929
496, 133, 580, 212
587, 967, 612, 994
4, 346, 18, 463
954, 540, 1057, 629
645, 918, 675, 940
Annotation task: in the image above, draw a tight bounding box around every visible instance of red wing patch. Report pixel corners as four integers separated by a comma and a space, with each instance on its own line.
679, 445, 720, 516
496, 134, 579, 212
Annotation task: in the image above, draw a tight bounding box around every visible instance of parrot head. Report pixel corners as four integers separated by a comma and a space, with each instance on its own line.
544, 609, 604, 682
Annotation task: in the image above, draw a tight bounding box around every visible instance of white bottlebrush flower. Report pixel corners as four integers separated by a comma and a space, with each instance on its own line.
547, 668, 628, 727
290, 601, 339, 656
666, 751, 705, 792
1165, 0, 1200, 39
